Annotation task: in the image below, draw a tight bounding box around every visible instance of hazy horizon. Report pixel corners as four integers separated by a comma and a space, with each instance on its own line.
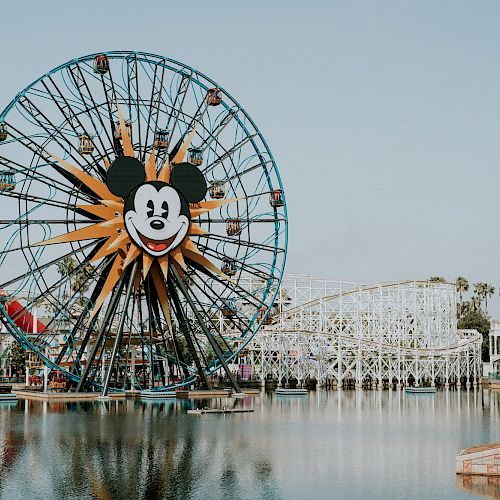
1, 0, 498, 316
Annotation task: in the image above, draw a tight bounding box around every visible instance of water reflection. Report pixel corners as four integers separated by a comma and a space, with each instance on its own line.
457, 474, 500, 498
0, 396, 279, 500
0, 390, 497, 499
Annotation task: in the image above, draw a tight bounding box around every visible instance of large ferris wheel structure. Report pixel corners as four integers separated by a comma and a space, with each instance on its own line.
0, 51, 287, 393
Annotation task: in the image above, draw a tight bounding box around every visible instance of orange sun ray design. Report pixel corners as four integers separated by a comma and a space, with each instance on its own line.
142, 253, 154, 279
171, 123, 198, 165
123, 243, 141, 270
90, 254, 124, 319
35, 112, 235, 322
150, 266, 173, 334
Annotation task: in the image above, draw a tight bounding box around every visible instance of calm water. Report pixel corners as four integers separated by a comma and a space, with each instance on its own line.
0, 389, 498, 499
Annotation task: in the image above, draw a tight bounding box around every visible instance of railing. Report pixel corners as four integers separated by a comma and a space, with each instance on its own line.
0, 377, 23, 383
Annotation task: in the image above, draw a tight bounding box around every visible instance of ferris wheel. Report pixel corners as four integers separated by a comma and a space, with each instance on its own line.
0, 51, 287, 393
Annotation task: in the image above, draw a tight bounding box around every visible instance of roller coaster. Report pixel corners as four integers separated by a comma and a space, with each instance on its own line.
245, 275, 482, 389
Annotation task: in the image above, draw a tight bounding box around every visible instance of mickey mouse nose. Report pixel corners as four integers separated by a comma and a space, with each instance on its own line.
150, 219, 165, 230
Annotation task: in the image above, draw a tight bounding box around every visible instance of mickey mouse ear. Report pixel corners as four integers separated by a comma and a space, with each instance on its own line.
106, 157, 145, 197
170, 163, 207, 203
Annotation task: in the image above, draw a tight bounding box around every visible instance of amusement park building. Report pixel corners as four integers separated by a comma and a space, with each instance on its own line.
245, 275, 482, 389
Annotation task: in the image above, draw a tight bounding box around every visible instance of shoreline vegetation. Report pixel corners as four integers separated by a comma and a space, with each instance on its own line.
430, 276, 492, 361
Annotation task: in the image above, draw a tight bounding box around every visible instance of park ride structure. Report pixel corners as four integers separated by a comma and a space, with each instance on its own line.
0, 51, 287, 393
244, 275, 482, 389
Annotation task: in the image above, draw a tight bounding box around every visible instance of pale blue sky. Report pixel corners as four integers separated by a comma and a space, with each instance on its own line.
1, 1, 499, 314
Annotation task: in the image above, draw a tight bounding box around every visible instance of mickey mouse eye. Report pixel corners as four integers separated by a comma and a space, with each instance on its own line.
161, 201, 169, 219
147, 200, 154, 218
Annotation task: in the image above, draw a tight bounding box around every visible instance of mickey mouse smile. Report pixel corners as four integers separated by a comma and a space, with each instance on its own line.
105, 156, 207, 258
136, 228, 179, 253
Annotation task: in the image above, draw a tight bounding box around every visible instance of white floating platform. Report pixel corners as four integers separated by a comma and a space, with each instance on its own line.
140, 391, 177, 399
275, 388, 308, 396
187, 408, 254, 415
456, 442, 500, 475
232, 392, 247, 398
405, 387, 437, 394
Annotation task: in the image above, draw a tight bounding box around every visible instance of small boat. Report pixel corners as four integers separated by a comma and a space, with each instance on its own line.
0, 393, 17, 402
140, 390, 176, 399
275, 388, 308, 396
187, 407, 254, 415
404, 387, 437, 394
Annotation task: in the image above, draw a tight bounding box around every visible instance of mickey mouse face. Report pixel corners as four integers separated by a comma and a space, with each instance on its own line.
124, 182, 189, 256
106, 156, 207, 257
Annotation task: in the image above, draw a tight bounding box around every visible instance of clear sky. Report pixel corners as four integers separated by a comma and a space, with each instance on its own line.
1, 1, 499, 315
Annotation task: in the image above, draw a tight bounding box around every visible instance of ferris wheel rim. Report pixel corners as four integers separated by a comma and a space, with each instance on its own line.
0, 50, 288, 391
0, 49, 288, 300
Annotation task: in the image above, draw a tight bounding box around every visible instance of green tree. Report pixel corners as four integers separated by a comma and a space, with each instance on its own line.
55, 256, 93, 308
71, 264, 93, 306
484, 284, 495, 312
170, 335, 194, 366
429, 276, 447, 283
56, 256, 76, 282
455, 276, 469, 317
457, 310, 491, 361
464, 296, 483, 314
8, 341, 26, 375
473, 282, 487, 310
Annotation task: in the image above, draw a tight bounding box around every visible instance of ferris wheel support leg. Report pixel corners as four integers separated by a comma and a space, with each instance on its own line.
55, 256, 114, 371
101, 261, 140, 397
168, 282, 211, 390
76, 268, 129, 392
171, 267, 242, 394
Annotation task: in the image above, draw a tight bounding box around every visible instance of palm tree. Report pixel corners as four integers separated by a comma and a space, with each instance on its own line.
461, 300, 471, 315
55, 257, 93, 312
455, 277, 469, 317
468, 296, 482, 313
473, 282, 487, 311
56, 256, 76, 285
71, 264, 93, 306
484, 284, 495, 312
